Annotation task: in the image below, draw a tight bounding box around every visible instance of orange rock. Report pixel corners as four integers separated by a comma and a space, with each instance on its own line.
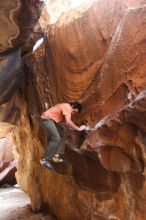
0, 0, 146, 220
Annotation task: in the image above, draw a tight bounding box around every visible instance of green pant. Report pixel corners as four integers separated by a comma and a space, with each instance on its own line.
41, 119, 66, 161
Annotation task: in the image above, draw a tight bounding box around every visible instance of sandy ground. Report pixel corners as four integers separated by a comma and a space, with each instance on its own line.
0, 186, 55, 220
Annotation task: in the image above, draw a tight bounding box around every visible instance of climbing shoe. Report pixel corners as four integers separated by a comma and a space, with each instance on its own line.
52, 154, 66, 164
40, 159, 54, 170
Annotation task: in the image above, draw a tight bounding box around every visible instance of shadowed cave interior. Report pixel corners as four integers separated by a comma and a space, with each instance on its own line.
0, 0, 146, 220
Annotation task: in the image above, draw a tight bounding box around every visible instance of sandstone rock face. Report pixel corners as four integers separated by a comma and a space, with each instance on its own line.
0, 0, 44, 55
39, 0, 128, 106
95, 6, 146, 120
0, 50, 22, 105
0, 0, 44, 190
0, 137, 13, 163
0, 0, 146, 220
0, 124, 16, 184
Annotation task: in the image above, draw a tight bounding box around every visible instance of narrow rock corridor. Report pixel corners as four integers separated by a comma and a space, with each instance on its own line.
0, 0, 146, 219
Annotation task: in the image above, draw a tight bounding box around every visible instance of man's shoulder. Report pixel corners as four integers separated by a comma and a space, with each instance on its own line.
59, 103, 72, 114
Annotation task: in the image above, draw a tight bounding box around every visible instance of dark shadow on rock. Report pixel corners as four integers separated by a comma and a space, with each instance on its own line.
0, 49, 23, 105
51, 161, 69, 175
66, 147, 121, 193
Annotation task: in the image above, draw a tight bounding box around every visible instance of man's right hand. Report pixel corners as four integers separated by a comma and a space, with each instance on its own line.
78, 125, 87, 131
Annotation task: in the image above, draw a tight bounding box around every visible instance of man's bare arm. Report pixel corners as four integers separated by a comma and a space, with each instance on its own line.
65, 115, 86, 131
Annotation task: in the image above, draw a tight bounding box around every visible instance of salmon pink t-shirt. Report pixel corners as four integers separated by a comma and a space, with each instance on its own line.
41, 103, 73, 123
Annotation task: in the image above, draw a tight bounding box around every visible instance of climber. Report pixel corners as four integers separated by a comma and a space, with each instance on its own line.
40, 102, 87, 170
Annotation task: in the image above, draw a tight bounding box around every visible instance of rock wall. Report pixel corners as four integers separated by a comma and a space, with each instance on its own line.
0, 0, 44, 193
0, 0, 146, 220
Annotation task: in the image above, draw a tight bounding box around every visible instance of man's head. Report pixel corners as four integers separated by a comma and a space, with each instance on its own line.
70, 102, 82, 113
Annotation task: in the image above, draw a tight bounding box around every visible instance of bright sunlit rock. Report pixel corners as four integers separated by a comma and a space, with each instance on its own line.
70, 0, 90, 8
45, 0, 95, 24
33, 37, 44, 52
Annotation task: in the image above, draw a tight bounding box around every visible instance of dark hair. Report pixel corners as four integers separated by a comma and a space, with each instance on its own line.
70, 102, 82, 113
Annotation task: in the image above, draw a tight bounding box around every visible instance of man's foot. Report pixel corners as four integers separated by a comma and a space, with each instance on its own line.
40, 159, 54, 170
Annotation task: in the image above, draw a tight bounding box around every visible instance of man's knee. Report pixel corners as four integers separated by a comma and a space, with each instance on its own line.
52, 135, 61, 144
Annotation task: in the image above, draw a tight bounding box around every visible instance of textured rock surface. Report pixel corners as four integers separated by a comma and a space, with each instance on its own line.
0, 0, 146, 220
22, 1, 146, 219
94, 6, 146, 121
0, 123, 15, 164
0, 128, 16, 184
0, 0, 44, 197
0, 50, 22, 106
0, 0, 44, 55
25, 0, 146, 122
0, 137, 13, 163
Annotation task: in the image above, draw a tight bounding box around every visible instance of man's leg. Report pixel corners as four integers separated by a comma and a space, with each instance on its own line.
41, 119, 61, 161
56, 124, 66, 156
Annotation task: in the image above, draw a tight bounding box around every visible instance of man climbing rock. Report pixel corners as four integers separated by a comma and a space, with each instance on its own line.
40, 102, 87, 170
